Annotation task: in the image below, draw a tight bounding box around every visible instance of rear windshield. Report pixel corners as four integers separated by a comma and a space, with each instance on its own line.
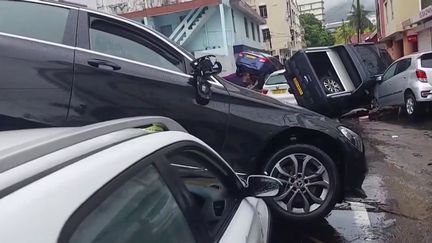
266, 74, 287, 85
420, 53, 432, 68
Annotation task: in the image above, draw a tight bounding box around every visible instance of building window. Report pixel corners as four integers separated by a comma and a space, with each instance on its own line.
244, 17, 249, 38
231, 9, 236, 33
390, 0, 394, 20
262, 28, 270, 42
251, 22, 255, 40
259, 5, 267, 18
257, 25, 261, 42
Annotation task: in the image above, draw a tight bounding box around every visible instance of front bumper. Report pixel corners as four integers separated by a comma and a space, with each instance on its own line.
340, 141, 368, 198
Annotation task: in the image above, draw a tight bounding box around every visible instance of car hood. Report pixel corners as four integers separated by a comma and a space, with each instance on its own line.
220, 78, 342, 130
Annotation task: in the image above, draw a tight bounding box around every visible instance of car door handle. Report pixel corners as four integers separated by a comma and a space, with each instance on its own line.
88, 59, 121, 71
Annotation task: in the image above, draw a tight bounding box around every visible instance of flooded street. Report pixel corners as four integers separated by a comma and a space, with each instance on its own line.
272, 116, 432, 243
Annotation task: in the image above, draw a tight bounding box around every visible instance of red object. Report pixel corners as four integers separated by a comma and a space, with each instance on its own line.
259, 57, 268, 63
261, 89, 268, 94
408, 35, 417, 43
416, 69, 427, 82
239, 52, 244, 57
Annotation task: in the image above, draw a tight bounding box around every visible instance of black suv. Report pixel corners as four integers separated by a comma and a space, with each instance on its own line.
0, 0, 366, 222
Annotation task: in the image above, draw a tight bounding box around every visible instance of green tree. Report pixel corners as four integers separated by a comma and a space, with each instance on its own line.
334, 21, 355, 44
347, 4, 375, 34
300, 14, 335, 47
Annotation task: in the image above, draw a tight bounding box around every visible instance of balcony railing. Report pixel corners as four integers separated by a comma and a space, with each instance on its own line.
97, 0, 194, 15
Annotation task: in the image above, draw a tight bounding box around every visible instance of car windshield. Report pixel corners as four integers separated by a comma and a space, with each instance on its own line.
266, 74, 287, 85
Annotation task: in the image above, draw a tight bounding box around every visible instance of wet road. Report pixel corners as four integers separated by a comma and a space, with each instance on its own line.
271, 115, 432, 243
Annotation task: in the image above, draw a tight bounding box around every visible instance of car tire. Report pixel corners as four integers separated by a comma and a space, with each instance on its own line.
371, 97, 380, 110
321, 76, 343, 94
404, 92, 423, 119
263, 144, 340, 223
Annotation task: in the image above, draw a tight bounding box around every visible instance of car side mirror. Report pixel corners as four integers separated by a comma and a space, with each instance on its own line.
190, 55, 223, 105
244, 175, 282, 198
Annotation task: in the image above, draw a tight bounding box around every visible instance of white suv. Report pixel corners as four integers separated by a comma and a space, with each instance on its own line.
373, 51, 432, 118
0, 117, 281, 243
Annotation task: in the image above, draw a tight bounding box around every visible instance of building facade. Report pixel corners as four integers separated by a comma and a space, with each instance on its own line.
376, 0, 419, 59
246, 0, 304, 61
95, 0, 266, 75
402, 0, 432, 52
297, 0, 324, 22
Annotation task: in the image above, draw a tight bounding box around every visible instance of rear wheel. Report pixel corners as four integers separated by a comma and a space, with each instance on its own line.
404, 92, 423, 119
263, 144, 340, 223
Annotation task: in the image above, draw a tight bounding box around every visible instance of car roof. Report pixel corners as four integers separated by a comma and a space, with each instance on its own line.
0, 117, 187, 197
269, 70, 286, 76
395, 51, 432, 62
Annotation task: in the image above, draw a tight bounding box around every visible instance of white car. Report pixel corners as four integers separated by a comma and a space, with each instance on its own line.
373, 51, 432, 118
262, 70, 297, 105
0, 117, 281, 243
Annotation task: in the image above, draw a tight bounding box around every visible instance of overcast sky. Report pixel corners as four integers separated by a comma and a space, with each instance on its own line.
324, 0, 375, 10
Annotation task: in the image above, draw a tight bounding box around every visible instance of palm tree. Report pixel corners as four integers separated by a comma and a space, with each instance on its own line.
347, 4, 374, 35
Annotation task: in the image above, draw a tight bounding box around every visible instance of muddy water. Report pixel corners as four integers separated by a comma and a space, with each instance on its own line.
360, 118, 432, 243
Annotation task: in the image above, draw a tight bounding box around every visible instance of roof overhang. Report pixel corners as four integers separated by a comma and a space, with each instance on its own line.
119, 0, 221, 18
230, 0, 266, 25
402, 5, 432, 30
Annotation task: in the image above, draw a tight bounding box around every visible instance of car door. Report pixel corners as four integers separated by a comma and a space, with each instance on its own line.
0, 1, 77, 130
377, 61, 399, 106
390, 58, 411, 105
165, 143, 270, 243
69, 11, 229, 151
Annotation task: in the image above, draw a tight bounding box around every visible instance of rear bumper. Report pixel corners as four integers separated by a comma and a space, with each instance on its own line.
412, 82, 432, 102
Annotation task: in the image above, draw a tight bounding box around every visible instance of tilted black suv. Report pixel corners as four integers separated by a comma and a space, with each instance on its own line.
0, 0, 367, 222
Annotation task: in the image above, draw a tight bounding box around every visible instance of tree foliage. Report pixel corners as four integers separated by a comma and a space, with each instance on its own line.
334, 22, 355, 44
300, 14, 335, 47
347, 4, 375, 34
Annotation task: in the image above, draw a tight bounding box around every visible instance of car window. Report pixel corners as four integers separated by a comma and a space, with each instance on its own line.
0, 1, 70, 44
420, 53, 432, 68
67, 165, 196, 243
353, 45, 393, 76
395, 58, 411, 75
266, 74, 287, 85
167, 149, 239, 239
382, 62, 398, 81
89, 16, 184, 73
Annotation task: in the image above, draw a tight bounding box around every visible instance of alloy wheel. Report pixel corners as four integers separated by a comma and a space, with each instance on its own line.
270, 153, 330, 214
322, 79, 342, 93
406, 97, 415, 115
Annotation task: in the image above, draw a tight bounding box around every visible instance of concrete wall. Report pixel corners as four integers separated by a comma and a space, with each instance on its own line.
383, 0, 419, 37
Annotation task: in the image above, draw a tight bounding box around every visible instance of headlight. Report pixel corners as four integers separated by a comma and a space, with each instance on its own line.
338, 126, 363, 151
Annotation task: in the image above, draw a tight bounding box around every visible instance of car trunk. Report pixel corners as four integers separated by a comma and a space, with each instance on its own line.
285, 44, 391, 117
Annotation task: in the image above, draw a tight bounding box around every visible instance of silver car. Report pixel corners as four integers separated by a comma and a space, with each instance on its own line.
373, 52, 432, 118
262, 70, 297, 105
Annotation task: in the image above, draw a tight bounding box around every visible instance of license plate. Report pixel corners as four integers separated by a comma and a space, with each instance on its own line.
245, 54, 256, 59
293, 77, 303, 96
272, 89, 287, 94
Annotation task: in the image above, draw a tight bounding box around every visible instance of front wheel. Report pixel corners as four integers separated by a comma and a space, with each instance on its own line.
263, 144, 340, 223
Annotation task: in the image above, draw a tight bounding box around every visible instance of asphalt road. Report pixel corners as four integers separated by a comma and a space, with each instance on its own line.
271, 114, 432, 243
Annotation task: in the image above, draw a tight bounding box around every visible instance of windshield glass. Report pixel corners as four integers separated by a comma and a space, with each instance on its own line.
266, 74, 287, 85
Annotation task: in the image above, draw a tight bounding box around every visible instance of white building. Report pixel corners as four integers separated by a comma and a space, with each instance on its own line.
297, 0, 324, 22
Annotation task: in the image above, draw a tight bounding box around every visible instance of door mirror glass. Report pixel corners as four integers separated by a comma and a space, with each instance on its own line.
245, 175, 282, 198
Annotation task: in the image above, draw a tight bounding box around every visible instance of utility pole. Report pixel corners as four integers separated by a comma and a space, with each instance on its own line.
357, 0, 361, 43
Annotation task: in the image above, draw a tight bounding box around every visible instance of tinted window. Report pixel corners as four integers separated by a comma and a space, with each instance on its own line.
421, 53, 432, 68
68, 165, 196, 243
395, 59, 411, 75
353, 45, 393, 76
382, 62, 398, 81
168, 149, 238, 238
0, 1, 69, 44
266, 74, 287, 85
89, 17, 184, 72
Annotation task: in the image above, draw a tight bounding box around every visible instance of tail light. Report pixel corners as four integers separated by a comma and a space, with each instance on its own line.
261, 89, 268, 94
416, 69, 427, 82
259, 57, 268, 63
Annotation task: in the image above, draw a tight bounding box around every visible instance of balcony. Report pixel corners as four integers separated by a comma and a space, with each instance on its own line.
98, 0, 221, 17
